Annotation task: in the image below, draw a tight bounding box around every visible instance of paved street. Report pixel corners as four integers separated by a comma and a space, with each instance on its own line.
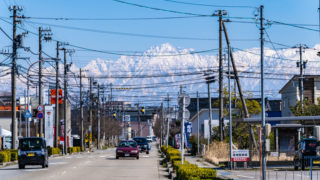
218, 169, 320, 180
0, 144, 167, 180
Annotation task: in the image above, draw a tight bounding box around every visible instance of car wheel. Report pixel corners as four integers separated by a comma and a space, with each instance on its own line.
18, 164, 25, 169
116, 156, 119, 159
146, 151, 149, 154
136, 156, 139, 160
46, 161, 49, 168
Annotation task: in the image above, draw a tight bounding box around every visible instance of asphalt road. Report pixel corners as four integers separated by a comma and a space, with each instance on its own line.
0, 143, 168, 180
219, 168, 320, 180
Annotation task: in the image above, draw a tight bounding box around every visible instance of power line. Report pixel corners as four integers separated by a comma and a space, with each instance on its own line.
162, 0, 256, 8
112, 0, 211, 16
24, 20, 224, 41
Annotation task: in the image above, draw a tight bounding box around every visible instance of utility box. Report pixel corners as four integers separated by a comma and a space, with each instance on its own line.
314, 126, 320, 141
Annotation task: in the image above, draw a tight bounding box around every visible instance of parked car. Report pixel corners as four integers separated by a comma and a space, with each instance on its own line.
116, 140, 139, 159
146, 136, 153, 143
294, 137, 319, 170
18, 137, 49, 169
133, 137, 150, 154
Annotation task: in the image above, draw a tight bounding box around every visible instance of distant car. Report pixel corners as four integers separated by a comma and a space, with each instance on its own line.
18, 137, 49, 169
116, 140, 139, 159
294, 138, 319, 170
133, 137, 150, 154
152, 136, 157, 142
146, 136, 153, 143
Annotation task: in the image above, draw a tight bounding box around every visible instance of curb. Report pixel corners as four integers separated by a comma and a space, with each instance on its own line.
0, 161, 18, 168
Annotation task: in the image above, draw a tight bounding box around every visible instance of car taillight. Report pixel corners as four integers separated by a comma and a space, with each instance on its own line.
302, 150, 305, 153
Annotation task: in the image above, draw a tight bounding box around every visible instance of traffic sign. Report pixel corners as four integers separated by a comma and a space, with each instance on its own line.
24, 110, 32, 118
37, 112, 44, 119
178, 94, 190, 107
37, 105, 44, 112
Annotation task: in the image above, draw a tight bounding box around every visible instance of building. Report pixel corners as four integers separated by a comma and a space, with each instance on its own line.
280, 75, 320, 117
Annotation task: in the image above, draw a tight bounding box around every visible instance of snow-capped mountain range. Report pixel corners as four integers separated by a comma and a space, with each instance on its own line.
1, 43, 320, 105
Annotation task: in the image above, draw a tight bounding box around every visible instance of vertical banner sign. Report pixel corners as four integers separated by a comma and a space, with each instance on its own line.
44, 105, 54, 147
50, 89, 63, 104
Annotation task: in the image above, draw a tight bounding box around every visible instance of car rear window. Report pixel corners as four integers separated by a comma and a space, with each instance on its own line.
134, 138, 147, 143
19, 139, 44, 151
118, 141, 137, 147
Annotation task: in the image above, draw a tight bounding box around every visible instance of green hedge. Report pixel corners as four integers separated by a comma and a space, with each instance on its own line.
9, 150, 18, 161
161, 146, 218, 180
0, 151, 11, 163
67, 146, 81, 154
48, 147, 61, 156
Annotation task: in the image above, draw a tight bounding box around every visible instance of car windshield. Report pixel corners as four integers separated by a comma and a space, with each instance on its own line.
118, 141, 137, 147
19, 139, 43, 151
134, 138, 147, 143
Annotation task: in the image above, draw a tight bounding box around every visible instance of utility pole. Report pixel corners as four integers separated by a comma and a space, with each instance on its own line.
89, 78, 93, 150
165, 93, 170, 148
63, 48, 67, 154
80, 68, 84, 150
295, 44, 308, 112
218, 10, 225, 141
38, 27, 51, 138
10, 6, 21, 149
227, 46, 233, 170
260, 5, 266, 180
181, 95, 185, 164
54, 41, 60, 148
97, 84, 100, 149
38, 27, 43, 138
196, 91, 200, 155
137, 103, 141, 136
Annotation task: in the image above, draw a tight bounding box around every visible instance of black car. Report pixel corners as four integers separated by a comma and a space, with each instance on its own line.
133, 137, 150, 154
294, 138, 319, 170
18, 137, 49, 169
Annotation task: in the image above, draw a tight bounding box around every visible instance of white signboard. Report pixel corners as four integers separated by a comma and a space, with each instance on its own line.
270, 152, 279, 157
231, 149, 249, 162
44, 105, 54, 147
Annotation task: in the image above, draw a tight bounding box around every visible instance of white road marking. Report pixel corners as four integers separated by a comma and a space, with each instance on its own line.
237, 175, 254, 179
49, 162, 68, 165
142, 155, 149, 158
99, 156, 107, 158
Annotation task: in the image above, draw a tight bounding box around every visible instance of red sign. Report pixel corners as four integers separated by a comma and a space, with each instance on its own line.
51, 89, 63, 104
231, 150, 249, 162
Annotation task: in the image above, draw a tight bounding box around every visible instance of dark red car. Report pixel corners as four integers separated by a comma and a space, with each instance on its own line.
116, 140, 139, 159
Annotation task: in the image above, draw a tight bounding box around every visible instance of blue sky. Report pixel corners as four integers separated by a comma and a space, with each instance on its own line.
0, 0, 319, 68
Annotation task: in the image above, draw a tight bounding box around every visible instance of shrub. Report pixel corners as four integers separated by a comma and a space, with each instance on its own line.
0, 151, 10, 163
67, 147, 81, 154
49, 147, 61, 156
9, 150, 18, 161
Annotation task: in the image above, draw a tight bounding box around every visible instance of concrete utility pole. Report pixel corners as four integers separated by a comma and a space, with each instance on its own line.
54, 41, 60, 148
38, 27, 43, 138
207, 83, 213, 144
260, 5, 266, 180
97, 84, 100, 149
10, 6, 20, 149
295, 44, 308, 112
137, 103, 141, 136
38, 27, 51, 138
196, 91, 200, 155
80, 68, 84, 150
218, 10, 225, 141
227, 46, 233, 170
165, 93, 170, 148
89, 78, 93, 150
63, 48, 67, 154
181, 96, 185, 164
